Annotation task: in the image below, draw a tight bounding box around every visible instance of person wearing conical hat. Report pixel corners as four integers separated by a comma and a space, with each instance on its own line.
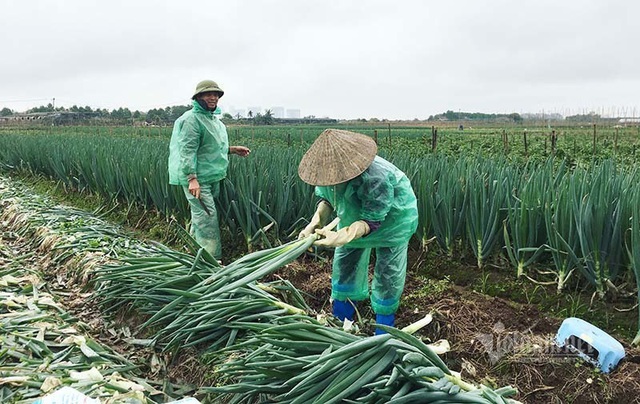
298, 129, 418, 334
168, 80, 250, 260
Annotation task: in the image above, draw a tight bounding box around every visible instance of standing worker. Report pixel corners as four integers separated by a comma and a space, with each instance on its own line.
298, 129, 418, 334
168, 80, 250, 260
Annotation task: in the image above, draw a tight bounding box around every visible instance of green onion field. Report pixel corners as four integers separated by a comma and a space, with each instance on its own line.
1, 121, 640, 403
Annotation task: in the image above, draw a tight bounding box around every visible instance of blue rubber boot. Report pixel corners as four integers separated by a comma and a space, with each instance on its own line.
332, 300, 355, 322
375, 314, 395, 335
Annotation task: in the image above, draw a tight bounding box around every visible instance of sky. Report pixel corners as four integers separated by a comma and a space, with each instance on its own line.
2, 0, 639, 120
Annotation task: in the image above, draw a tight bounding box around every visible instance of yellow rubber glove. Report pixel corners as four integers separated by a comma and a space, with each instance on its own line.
298, 201, 333, 239
314, 221, 370, 247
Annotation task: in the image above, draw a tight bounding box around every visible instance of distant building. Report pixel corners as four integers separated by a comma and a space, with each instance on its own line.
286, 108, 301, 119
271, 107, 285, 118
0, 112, 53, 123
521, 112, 564, 121
0, 111, 99, 125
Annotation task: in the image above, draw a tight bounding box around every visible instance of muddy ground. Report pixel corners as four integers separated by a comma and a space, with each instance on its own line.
273, 248, 640, 404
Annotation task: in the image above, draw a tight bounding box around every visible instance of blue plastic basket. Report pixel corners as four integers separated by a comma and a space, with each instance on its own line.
555, 317, 625, 373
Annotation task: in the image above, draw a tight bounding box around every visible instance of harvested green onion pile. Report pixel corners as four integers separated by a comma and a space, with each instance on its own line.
94, 235, 520, 402
206, 317, 519, 403
93, 236, 318, 354
0, 252, 185, 403
0, 177, 152, 286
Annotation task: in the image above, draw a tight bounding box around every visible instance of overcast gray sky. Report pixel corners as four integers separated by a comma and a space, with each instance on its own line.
2, 0, 639, 120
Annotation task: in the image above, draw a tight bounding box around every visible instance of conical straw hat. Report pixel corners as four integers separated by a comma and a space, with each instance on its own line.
298, 129, 377, 186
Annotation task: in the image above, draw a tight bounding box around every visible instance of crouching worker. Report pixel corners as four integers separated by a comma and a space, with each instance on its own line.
298, 129, 418, 334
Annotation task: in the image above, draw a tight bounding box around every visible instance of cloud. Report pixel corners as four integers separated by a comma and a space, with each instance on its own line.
2, 0, 639, 118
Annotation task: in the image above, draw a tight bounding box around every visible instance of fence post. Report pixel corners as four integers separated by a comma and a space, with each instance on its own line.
502, 129, 509, 154
374, 129, 378, 144
430, 126, 435, 150
523, 129, 528, 156
592, 123, 597, 156
432, 127, 438, 152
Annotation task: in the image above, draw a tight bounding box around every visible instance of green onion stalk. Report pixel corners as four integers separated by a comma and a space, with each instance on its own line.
572, 162, 625, 297
464, 161, 509, 268
425, 157, 468, 255
502, 163, 550, 278
627, 187, 640, 345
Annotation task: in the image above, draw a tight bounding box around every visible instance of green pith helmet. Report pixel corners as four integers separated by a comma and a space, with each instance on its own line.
192, 80, 224, 99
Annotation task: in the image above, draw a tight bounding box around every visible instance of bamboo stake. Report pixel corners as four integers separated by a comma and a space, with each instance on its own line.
432, 127, 438, 152
593, 123, 597, 156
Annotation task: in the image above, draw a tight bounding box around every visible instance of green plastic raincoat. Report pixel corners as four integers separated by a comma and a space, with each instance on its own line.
168, 100, 229, 185
315, 156, 418, 315
315, 156, 418, 248
168, 100, 228, 259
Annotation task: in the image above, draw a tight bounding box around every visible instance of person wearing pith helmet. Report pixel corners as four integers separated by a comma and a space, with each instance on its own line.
298, 129, 418, 335
168, 80, 251, 261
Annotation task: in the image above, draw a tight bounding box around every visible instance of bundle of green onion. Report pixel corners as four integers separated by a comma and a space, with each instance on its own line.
206, 316, 519, 403
93, 236, 317, 353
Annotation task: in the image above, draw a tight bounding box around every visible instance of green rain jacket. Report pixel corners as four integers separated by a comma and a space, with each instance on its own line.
315, 156, 418, 248
168, 100, 229, 185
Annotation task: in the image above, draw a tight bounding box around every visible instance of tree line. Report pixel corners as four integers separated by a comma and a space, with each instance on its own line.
0, 104, 279, 125
427, 110, 524, 122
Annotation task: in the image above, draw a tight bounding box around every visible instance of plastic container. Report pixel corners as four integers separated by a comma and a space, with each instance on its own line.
555, 317, 625, 373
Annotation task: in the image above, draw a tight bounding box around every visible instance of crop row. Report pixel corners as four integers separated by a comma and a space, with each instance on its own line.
1, 131, 640, 342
